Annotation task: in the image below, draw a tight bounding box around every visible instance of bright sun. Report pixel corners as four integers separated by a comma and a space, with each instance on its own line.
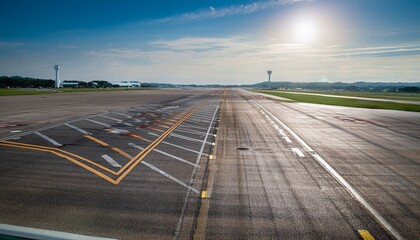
294, 18, 317, 44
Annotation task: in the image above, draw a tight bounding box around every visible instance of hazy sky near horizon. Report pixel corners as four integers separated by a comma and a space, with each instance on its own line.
0, 0, 419, 84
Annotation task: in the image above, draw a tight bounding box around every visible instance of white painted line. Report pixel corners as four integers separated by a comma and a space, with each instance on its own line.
101, 154, 122, 168
292, 148, 305, 157
176, 126, 207, 135
174, 128, 210, 137
110, 112, 132, 118
179, 123, 214, 131
283, 136, 292, 143
98, 115, 123, 122
169, 133, 212, 145
128, 143, 198, 168
253, 101, 314, 152
142, 161, 200, 194
185, 118, 210, 123
105, 128, 128, 134
174, 103, 220, 239
251, 99, 403, 240
161, 141, 209, 156
148, 132, 212, 145
85, 119, 111, 128
190, 114, 213, 120
0, 223, 116, 240
64, 123, 91, 135
123, 123, 134, 127
34, 132, 63, 147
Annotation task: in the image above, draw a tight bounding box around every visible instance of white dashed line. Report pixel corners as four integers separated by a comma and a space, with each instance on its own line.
128, 143, 199, 168
160, 141, 209, 156
148, 132, 212, 145
110, 112, 132, 118
101, 155, 122, 168
98, 115, 123, 122
292, 148, 305, 157
64, 123, 91, 135
34, 132, 62, 147
251, 99, 403, 240
141, 161, 199, 194
85, 119, 111, 128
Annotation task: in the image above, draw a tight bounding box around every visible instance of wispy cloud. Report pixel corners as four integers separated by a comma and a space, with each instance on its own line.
312, 44, 420, 57
84, 37, 420, 83
146, 0, 308, 24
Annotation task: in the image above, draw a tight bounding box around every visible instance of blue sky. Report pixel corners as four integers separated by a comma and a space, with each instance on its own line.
0, 0, 419, 84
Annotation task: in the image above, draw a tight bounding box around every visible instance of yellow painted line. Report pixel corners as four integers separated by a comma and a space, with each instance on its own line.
165, 119, 178, 123
0, 143, 117, 184
151, 122, 170, 129
146, 126, 165, 133
127, 133, 151, 142
160, 121, 175, 126
85, 135, 133, 159
358, 230, 375, 240
201, 191, 207, 198
111, 147, 133, 159
0, 101, 207, 185
0, 140, 118, 175
114, 101, 207, 184
84, 135, 109, 147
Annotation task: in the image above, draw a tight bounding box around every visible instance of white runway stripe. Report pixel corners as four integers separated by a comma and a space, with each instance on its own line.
128, 143, 198, 167
34, 132, 62, 147
101, 155, 122, 168
110, 112, 132, 118
98, 115, 123, 122
161, 141, 209, 156
141, 161, 199, 194
292, 148, 305, 157
85, 119, 111, 128
64, 123, 91, 135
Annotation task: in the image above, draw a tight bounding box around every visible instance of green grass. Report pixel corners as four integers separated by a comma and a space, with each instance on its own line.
290, 90, 420, 101
0, 87, 155, 96
256, 90, 420, 112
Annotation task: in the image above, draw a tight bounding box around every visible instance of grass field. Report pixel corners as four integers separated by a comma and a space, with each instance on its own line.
287, 90, 420, 101
0, 87, 155, 96
256, 90, 420, 112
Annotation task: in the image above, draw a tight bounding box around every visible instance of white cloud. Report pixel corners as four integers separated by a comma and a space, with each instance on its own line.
2, 36, 419, 83
146, 0, 308, 24
82, 37, 420, 83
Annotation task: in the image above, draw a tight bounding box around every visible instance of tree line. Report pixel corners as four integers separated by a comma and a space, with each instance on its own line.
0, 76, 113, 88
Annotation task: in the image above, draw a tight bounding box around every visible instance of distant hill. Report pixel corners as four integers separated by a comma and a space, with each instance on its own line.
1, 76, 419, 92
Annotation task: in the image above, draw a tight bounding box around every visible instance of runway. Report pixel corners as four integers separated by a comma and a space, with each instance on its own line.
0, 89, 222, 239
0, 88, 418, 239
201, 89, 419, 239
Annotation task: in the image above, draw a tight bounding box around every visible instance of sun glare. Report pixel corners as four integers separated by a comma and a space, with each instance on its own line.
294, 18, 317, 44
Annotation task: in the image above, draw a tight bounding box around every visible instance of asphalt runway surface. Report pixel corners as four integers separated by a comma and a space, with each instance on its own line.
0, 89, 222, 239
201, 89, 419, 240
0, 88, 419, 239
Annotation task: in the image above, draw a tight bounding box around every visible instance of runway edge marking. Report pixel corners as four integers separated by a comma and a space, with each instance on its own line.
173, 99, 220, 240
251, 98, 404, 240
